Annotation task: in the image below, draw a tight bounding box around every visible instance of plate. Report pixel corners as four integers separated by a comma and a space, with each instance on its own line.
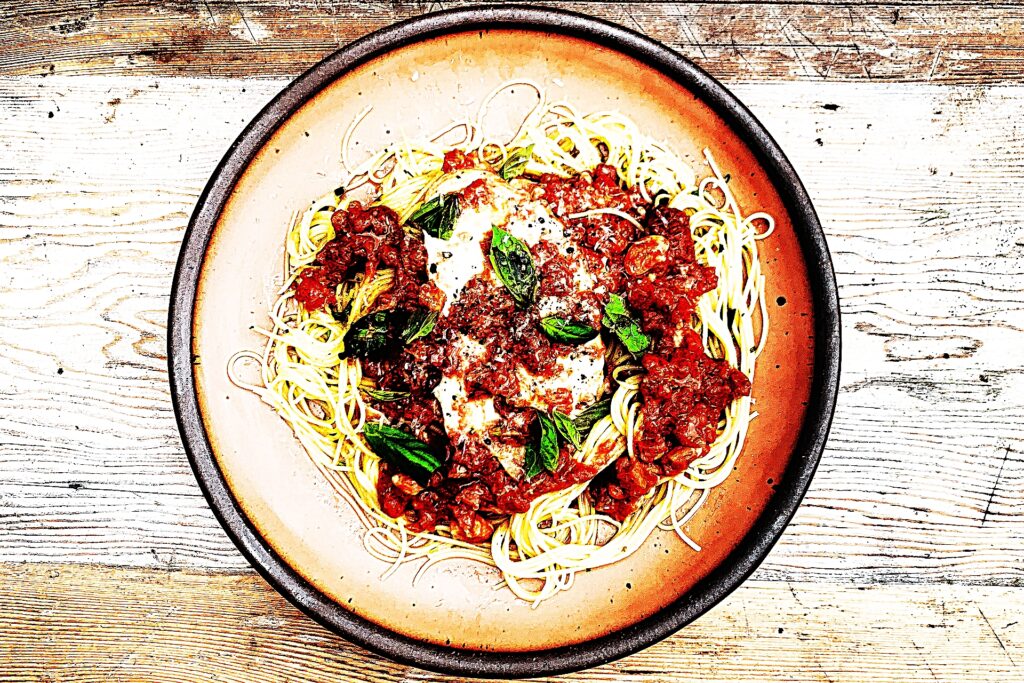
168, 6, 840, 678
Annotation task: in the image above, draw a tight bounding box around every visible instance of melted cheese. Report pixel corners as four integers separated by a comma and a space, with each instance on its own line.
424, 174, 607, 478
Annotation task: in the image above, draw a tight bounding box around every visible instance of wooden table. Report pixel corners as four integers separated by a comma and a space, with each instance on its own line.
2, 2, 1022, 681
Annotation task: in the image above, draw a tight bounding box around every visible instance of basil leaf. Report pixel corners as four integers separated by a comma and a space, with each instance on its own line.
410, 193, 460, 240
523, 411, 560, 479
332, 301, 353, 324
401, 309, 438, 344
499, 144, 534, 180
540, 316, 599, 344
603, 293, 630, 320
363, 423, 441, 483
602, 294, 651, 355
362, 387, 411, 402
524, 439, 542, 479
552, 410, 582, 449
345, 308, 436, 358
344, 310, 405, 359
537, 412, 560, 473
615, 323, 651, 355
489, 226, 537, 308
573, 398, 612, 438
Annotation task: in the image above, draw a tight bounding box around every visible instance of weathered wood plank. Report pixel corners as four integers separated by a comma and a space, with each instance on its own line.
2, 2, 1024, 83
0, 563, 1020, 682
1, 76, 1022, 583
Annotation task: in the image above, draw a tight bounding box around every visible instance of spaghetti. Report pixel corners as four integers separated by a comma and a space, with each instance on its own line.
228, 82, 773, 605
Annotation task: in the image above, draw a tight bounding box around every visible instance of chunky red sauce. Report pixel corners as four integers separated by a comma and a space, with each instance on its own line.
366, 224, 609, 541
296, 195, 601, 542
585, 204, 750, 520
535, 163, 646, 257
295, 163, 750, 539
292, 201, 431, 313
442, 149, 477, 173
538, 168, 751, 521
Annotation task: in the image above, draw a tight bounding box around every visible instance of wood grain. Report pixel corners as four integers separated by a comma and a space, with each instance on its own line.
0, 563, 1020, 682
1, 76, 1022, 587
3, 1, 1024, 83
4, 4, 1024, 680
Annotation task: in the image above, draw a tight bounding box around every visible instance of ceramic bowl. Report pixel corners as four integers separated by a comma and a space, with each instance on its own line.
169, 6, 840, 677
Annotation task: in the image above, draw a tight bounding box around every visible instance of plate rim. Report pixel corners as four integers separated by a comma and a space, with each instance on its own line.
168, 4, 841, 678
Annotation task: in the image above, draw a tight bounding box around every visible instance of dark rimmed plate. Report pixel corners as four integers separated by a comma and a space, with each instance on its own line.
169, 5, 840, 678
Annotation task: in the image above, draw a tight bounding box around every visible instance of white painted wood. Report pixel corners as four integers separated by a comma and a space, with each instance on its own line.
0, 77, 1021, 586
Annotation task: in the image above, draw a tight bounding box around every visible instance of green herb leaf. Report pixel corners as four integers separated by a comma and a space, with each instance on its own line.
523, 411, 561, 479
489, 226, 537, 308
552, 410, 582, 449
540, 316, 599, 344
537, 412, 560, 473
363, 423, 442, 483
332, 301, 353, 324
499, 144, 534, 180
344, 310, 405, 359
362, 387, 411, 402
401, 309, 438, 344
409, 193, 460, 240
524, 439, 542, 479
602, 294, 651, 355
573, 398, 612, 438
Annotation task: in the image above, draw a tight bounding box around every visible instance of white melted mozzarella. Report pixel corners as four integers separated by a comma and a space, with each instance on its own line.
424, 175, 606, 478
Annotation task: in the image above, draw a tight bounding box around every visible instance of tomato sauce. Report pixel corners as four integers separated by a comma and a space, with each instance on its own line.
458, 177, 492, 209
588, 204, 751, 520
536, 163, 647, 256
300, 199, 600, 542
297, 164, 751, 540
442, 149, 476, 173
291, 201, 430, 312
